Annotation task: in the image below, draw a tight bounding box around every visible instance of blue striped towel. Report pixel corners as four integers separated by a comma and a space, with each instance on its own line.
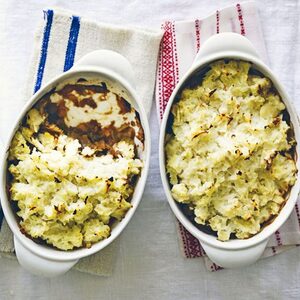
0, 8, 162, 276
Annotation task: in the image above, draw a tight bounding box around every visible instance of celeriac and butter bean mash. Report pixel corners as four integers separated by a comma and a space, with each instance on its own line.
7, 80, 144, 250
166, 60, 297, 241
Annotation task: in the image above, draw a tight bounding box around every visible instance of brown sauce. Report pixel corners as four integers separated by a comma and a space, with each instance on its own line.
35, 82, 144, 157
116, 95, 132, 114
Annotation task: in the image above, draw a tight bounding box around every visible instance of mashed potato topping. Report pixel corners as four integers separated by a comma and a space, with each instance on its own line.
166, 60, 297, 241
8, 81, 144, 250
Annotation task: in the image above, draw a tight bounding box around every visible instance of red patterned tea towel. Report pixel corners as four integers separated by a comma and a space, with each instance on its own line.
156, 1, 300, 271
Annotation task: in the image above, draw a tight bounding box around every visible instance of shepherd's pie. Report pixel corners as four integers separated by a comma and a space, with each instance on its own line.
165, 60, 297, 241
7, 81, 144, 250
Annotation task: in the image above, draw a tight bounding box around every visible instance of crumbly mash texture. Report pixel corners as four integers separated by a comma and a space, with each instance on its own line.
166, 60, 297, 241
8, 105, 143, 250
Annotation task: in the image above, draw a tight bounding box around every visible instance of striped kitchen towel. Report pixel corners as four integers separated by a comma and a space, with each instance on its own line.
156, 1, 300, 271
0, 8, 162, 276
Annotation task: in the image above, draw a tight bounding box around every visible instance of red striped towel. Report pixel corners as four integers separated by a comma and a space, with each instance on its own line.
156, 1, 300, 271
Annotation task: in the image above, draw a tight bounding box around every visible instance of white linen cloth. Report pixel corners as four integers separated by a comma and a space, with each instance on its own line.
1, 0, 300, 299
156, 1, 300, 271
0, 7, 162, 276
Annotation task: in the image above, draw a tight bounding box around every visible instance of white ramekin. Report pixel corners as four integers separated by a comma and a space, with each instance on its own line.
0, 50, 150, 277
159, 32, 300, 268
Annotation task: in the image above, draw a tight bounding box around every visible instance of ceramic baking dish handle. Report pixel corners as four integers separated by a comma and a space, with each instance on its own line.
14, 236, 78, 277
200, 238, 268, 268
72, 50, 135, 88
194, 32, 260, 65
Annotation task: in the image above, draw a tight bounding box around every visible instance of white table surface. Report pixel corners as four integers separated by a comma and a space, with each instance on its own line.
0, 0, 300, 299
